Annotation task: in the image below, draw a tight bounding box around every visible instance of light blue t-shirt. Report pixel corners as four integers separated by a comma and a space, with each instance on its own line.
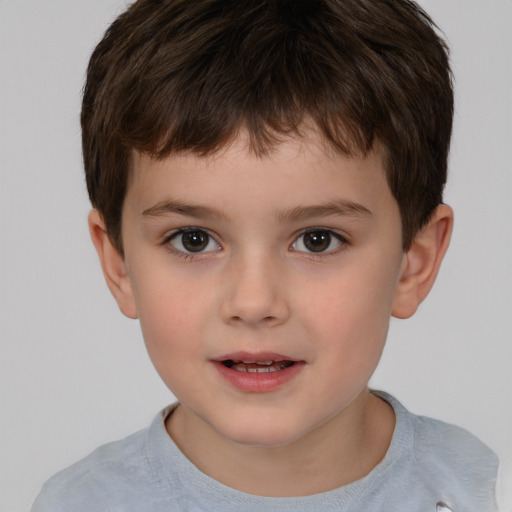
31, 393, 498, 511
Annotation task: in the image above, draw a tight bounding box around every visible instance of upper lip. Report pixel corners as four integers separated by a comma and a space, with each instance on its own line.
212, 351, 300, 363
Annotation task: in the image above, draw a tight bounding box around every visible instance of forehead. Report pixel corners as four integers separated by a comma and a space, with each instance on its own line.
125, 132, 394, 219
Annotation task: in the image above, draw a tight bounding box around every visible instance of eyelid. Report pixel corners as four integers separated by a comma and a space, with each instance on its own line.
164, 226, 218, 240
291, 228, 348, 255
164, 227, 222, 256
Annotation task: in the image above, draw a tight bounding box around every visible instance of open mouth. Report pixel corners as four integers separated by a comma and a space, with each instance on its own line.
222, 359, 295, 373
214, 355, 304, 391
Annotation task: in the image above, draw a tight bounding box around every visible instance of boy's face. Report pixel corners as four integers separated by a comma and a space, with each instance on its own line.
119, 133, 406, 447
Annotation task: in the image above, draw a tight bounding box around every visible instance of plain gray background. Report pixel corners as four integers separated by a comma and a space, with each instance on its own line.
1, 1, 511, 510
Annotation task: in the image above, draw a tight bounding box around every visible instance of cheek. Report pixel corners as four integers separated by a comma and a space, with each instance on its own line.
306, 285, 392, 401
132, 273, 212, 370
302, 259, 399, 356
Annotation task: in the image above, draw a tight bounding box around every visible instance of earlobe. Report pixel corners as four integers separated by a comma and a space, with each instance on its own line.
392, 205, 454, 319
88, 210, 138, 319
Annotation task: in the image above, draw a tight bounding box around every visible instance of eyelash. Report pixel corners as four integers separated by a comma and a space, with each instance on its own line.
162, 227, 349, 260
291, 228, 348, 258
163, 228, 221, 260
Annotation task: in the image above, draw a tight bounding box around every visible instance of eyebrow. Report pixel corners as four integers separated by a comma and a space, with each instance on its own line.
276, 200, 373, 223
142, 198, 372, 222
142, 200, 229, 221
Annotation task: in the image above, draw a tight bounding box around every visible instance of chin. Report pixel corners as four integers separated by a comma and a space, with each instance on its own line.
214, 415, 309, 449
229, 432, 300, 449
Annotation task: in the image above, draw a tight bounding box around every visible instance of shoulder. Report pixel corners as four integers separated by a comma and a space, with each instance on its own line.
31, 428, 147, 511
374, 392, 499, 510
412, 412, 499, 481
412, 412, 498, 471
395, 397, 499, 510
31, 412, 170, 512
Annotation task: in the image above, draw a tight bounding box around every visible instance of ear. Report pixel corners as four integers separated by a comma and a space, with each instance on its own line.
88, 209, 138, 319
392, 204, 453, 319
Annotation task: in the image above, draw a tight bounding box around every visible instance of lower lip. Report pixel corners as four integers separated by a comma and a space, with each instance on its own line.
212, 361, 305, 392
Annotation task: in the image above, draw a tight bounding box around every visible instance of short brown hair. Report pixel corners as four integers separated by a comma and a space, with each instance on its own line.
82, 0, 453, 253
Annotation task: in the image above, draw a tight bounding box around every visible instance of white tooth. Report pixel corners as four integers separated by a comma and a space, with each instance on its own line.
232, 364, 288, 373
240, 360, 274, 365
250, 366, 276, 373
231, 361, 291, 373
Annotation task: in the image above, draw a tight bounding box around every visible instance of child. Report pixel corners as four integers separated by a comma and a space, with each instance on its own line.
31, 0, 499, 510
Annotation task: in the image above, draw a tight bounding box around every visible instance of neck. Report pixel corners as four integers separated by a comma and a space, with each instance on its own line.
166, 390, 395, 497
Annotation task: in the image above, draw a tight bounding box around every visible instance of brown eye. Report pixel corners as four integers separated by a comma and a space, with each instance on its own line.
182, 231, 209, 252
303, 231, 331, 252
169, 229, 220, 253
292, 229, 346, 254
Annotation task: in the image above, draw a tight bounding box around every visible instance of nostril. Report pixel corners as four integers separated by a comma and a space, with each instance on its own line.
220, 280, 290, 326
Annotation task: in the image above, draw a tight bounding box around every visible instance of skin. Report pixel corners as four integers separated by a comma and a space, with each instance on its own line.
90, 132, 453, 497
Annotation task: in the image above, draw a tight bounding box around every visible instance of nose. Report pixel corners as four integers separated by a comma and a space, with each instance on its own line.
220, 251, 290, 328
